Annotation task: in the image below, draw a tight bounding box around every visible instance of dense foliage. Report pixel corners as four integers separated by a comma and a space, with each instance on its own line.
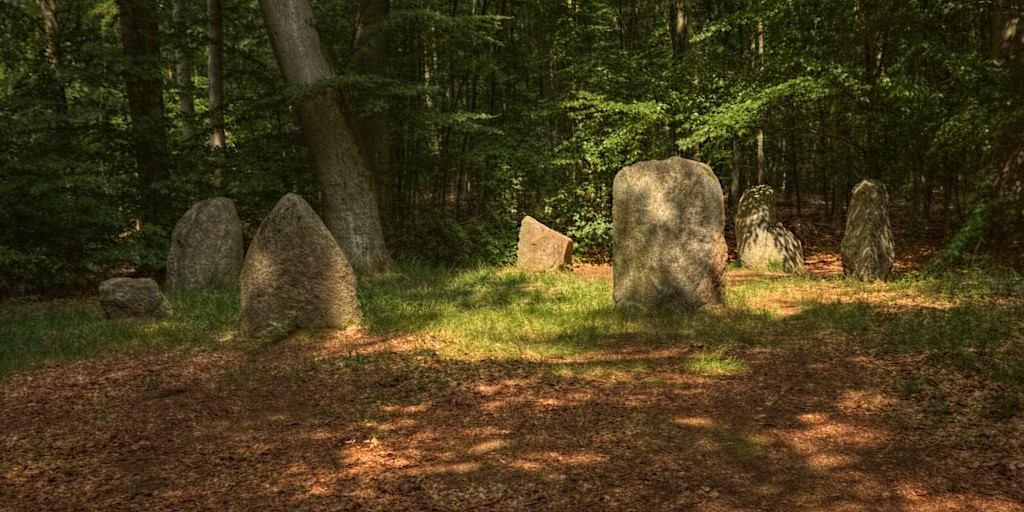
1, 0, 1021, 294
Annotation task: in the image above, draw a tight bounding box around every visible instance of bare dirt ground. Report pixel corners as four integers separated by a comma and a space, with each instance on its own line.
3, 203, 1023, 511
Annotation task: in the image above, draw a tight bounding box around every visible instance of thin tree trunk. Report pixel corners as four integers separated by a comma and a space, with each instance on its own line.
730, 136, 742, 207
116, 0, 170, 226
173, 0, 195, 141
259, 0, 393, 276
208, 0, 225, 151
38, 0, 67, 115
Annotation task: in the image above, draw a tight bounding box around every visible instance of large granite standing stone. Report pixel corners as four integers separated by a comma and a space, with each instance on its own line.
841, 179, 894, 281
734, 185, 804, 273
166, 197, 245, 292
517, 216, 573, 271
238, 193, 360, 340
613, 157, 728, 310
99, 277, 173, 319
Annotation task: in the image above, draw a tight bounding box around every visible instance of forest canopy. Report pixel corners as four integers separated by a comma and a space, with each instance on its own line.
1, 0, 1022, 294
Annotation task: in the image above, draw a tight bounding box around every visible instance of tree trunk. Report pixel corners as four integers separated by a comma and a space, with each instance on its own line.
116, 0, 170, 226
173, 0, 195, 141
668, 0, 691, 58
38, 0, 67, 115
208, 0, 225, 151
259, 0, 393, 276
730, 135, 742, 207
352, 0, 391, 184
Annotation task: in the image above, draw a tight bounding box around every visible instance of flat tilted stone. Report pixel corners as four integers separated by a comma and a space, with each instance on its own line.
99, 277, 173, 319
841, 179, 894, 281
166, 197, 245, 292
613, 157, 727, 310
238, 193, 360, 340
734, 185, 804, 273
517, 216, 573, 271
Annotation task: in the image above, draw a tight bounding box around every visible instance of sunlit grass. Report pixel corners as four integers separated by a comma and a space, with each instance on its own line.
4, 262, 1024, 388
360, 264, 773, 361
0, 289, 238, 379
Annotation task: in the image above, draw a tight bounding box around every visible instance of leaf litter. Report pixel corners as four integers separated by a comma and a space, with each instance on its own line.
2, 268, 1024, 511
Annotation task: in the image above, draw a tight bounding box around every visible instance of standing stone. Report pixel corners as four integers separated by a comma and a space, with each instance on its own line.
99, 277, 173, 319
734, 185, 804, 273
613, 157, 728, 310
841, 179, 894, 281
166, 197, 245, 291
239, 193, 360, 340
517, 216, 573, 271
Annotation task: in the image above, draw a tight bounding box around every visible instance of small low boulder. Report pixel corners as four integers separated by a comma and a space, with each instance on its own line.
517, 216, 573, 271
166, 197, 245, 292
734, 185, 804, 273
99, 277, 173, 319
841, 179, 894, 281
613, 156, 728, 310
238, 193, 360, 340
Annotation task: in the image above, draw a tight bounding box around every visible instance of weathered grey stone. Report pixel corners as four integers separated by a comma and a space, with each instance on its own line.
734, 185, 804, 273
841, 179, 894, 281
238, 193, 360, 340
166, 197, 245, 292
517, 216, 573, 271
613, 157, 728, 310
99, 277, 173, 319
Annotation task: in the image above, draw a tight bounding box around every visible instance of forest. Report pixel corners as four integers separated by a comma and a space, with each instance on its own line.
1, 0, 1022, 293
4, 2, 1024, 510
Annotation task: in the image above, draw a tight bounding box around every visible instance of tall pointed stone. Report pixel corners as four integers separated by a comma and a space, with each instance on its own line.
613, 157, 728, 310
734, 185, 804, 273
166, 197, 244, 291
239, 193, 360, 340
841, 179, 894, 281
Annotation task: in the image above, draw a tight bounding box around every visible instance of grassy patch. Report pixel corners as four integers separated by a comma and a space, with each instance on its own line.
360, 265, 772, 361
683, 347, 751, 378
0, 289, 238, 379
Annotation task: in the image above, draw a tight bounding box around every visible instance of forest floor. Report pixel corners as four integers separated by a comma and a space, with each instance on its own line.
3, 206, 1024, 511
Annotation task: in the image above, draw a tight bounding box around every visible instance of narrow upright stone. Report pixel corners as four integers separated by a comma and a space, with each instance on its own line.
734, 185, 804, 273
99, 277, 173, 319
238, 193, 360, 340
613, 157, 727, 310
166, 197, 245, 291
841, 179, 894, 281
517, 216, 573, 271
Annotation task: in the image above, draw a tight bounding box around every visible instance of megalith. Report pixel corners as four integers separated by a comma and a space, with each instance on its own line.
517, 216, 573, 271
613, 157, 728, 310
238, 193, 360, 340
99, 277, 173, 319
166, 197, 245, 292
841, 179, 894, 281
734, 185, 804, 273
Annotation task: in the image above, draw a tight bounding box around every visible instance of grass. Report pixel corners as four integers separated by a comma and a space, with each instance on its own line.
2, 263, 1024, 388
0, 288, 238, 379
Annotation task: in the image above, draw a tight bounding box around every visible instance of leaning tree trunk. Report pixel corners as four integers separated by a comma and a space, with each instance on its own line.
259, 0, 393, 276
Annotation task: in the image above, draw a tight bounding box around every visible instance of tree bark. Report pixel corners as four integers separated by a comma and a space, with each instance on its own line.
668, 0, 691, 58
208, 0, 225, 151
173, 0, 195, 141
116, 0, 170, 226
259, 0, 393, 276
38, 0, 67, 116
